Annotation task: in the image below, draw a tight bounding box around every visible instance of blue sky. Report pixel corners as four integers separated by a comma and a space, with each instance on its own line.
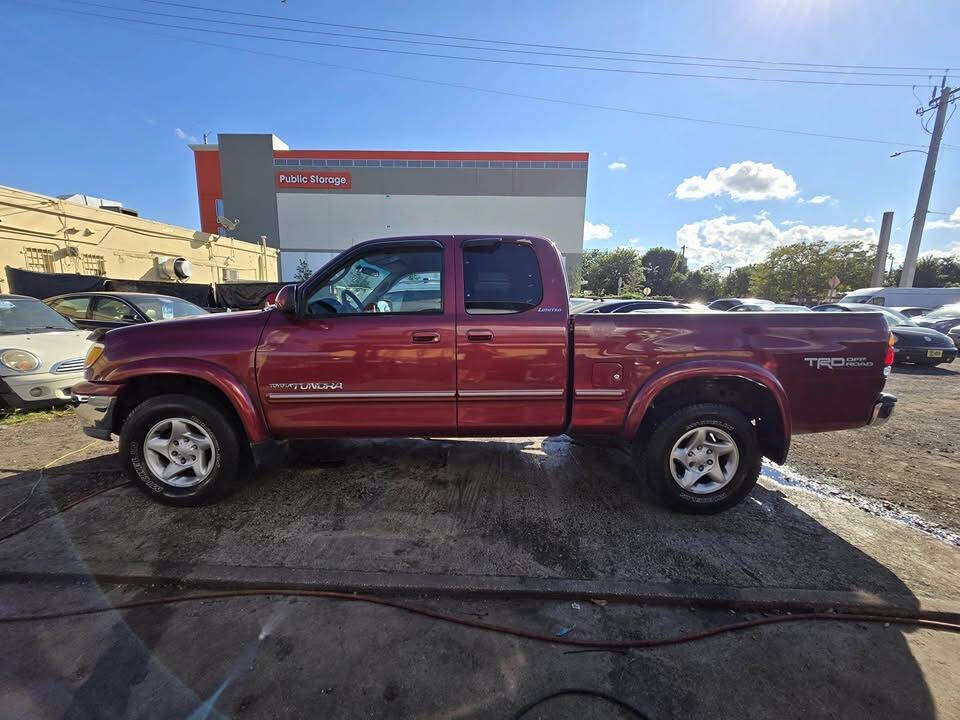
4, 0, 960, 268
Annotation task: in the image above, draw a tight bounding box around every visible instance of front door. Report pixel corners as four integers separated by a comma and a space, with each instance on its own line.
256, 239, 457, 437
455, 238, 568, 435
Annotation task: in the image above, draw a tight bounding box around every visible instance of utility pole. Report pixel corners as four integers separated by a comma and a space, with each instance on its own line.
871, 211, 894, 287
901, 83, 955, 287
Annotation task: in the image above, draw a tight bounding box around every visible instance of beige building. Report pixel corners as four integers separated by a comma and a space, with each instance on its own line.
0, 185, 278, 292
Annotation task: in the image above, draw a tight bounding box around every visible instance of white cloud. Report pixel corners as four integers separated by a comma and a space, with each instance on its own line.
627, 237, 640, 244
801, 194, 832, 205
675, 161, 798, 202
779, 219, 802, 226
583, 220, 613, 243
863, 215, 875, 223
676, 215, 877, 269
754, 210, 770, 221
607, 161, 628, 171
926, 207, 960, 230
919, 242, 960, 259
175, 127, 198, 143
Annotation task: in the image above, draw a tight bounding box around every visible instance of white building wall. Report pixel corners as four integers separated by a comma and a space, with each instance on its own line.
276, 193, 586, 254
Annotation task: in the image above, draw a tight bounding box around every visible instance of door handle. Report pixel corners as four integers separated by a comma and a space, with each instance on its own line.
412, 331, 441, 344
466, 329, 494, 342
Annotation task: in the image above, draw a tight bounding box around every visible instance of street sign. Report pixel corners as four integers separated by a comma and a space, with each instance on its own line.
828, 275, 841, 289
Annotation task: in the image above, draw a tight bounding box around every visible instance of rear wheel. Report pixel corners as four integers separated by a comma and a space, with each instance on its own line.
641, 403, 761, 514
119, 394, 240, 505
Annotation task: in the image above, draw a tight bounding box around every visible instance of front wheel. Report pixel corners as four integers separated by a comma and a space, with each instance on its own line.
119, 394, 241, 505
641, 403, 761, 514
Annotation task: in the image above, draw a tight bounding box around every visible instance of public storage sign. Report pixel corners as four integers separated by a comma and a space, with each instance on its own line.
276, 171, 351, 190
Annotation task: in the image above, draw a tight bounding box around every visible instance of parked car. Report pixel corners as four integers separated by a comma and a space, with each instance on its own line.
914, 303, 960, 335
75, 235, 896, 514
949, 325, 960, 351
839, 286, 960, 308
888, 306, 931, 318
45, 292, 208, 331
0, 294, 91, 408
707, 298, 775, 311
811, 303, 957, 366
568, 297, 596, 312
577, 299, 691, 313
729, 303, 811, 312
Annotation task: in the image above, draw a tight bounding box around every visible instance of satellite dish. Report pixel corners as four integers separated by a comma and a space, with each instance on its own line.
217, 215, 238, 232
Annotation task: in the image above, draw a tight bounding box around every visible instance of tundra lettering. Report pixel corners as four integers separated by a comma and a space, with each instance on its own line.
74, 235, 896, 514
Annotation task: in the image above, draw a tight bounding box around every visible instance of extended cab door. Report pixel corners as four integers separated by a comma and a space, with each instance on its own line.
455, 237, 569, 435
256, 239, 457, 437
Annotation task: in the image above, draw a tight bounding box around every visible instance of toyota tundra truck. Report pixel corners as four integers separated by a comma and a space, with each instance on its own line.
74, 235, 896, 513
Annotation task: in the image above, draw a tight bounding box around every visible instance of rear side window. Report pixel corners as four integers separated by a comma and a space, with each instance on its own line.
463, 242, 543, 314
50, 296, 90, 319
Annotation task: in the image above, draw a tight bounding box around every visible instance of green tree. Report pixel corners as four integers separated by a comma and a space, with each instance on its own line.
641, 247, 688, 296
749, 241, 873, 303
293, 258, 312, 282
580, 247, 645, 295
673, 265, 722, 302
890, 256, 960, 287
721, 265, 755, 297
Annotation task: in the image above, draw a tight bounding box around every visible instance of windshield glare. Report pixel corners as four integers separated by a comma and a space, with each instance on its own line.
132, 296, 208, 321
0, 299, 76, 332
923, 304, 960, 320
876, 307, 914, 326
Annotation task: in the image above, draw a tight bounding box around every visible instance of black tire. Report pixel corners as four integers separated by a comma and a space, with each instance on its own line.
641, 403, 761, 514
119, 393, 241, 506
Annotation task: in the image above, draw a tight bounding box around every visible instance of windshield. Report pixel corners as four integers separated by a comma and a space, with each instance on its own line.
872, 306, 915, 326
0, 298, 77, 333
131, 296, 208, 321
923, 303, 960, 320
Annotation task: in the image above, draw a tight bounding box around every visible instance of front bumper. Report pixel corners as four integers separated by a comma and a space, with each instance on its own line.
74, 394, 117, 440
869, 392, 897, 427
0, 370, 84, 408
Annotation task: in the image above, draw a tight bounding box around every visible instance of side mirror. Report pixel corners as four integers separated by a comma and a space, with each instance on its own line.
275, 284, 298, 315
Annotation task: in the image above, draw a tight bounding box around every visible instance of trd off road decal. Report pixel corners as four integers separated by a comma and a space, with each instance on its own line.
803, 357, 874, 369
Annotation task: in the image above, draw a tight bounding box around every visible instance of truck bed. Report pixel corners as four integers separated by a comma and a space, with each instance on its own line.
570, 310, 890, 436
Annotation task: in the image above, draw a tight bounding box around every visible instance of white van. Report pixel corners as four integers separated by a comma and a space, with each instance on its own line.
839, 286, 960, 309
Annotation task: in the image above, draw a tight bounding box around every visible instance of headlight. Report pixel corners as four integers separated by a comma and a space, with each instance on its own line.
85, 343, 105, 368
1, 349, 40, 372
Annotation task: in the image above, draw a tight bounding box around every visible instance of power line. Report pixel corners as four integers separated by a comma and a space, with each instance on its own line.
25, 7, 941, 152
60, 0, 953, 80
25, 3, 940, 88
144, 0, 957, 74
10, 2, 958, 150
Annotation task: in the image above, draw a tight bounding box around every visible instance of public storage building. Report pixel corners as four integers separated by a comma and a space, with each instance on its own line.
192, 133, 588, 282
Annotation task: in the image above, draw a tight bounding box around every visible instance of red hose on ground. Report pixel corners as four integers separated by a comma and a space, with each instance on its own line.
1, 588, 958, 648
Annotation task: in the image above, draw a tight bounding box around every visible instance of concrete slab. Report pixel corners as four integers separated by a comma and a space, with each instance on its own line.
1, 578, 958, 719
1, 436, 958, 605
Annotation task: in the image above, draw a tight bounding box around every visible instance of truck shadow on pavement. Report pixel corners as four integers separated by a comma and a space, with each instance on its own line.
0, 437, 951, 718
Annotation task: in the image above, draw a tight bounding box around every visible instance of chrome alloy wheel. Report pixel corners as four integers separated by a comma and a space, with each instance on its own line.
143, 417, 216, 488
668, 425, 739, 494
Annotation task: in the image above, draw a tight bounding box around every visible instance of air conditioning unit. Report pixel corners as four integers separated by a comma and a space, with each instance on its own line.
157, 256, 193, 280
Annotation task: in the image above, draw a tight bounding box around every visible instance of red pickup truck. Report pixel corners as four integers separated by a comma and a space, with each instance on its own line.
74, 235, 896, 513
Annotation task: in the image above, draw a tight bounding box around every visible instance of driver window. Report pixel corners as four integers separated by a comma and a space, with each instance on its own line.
305, 247, 443, 316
